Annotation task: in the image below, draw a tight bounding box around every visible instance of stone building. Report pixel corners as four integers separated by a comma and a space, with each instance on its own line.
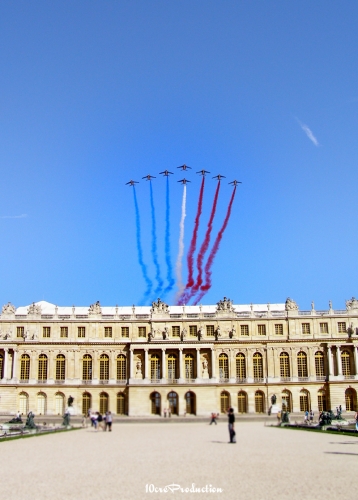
0, 297, 357, 416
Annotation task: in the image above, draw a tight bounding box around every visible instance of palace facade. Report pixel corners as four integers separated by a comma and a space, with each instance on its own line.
0, 297, 358, 417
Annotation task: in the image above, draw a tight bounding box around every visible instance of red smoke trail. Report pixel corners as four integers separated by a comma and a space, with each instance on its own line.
177, 177, 205, 305
193, 186, 237, 305
185, 181, 220, 302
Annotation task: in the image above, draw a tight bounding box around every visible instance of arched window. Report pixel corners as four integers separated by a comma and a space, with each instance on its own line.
117, 392, 126, 415
55, 392, 65, 415
318, 389, 327, 412
299, 389, 310, 411
253, 353, 263, 380
82, 392, 91, 415
184, 354, 194, 379
282, 390, 292, 412
20, 354, 30, 381
38, 354, 48, 381
168, 391, 178, 415
185, 391, 196, 415
19, 392, 29, 415
345, 388, 356, 411
237, 391, 247, 414
219, 354, 229, 380
100, 392, 109, 414
117, 355, 127, 381
150, 392, 161, 415
315, 352, 325, 379
83, 355, 92, 381
100, 354, 109, 381
56, 355, 66, 381
279, 352, 290, 379
37, 392, 47, 415
167, 355, 177, 381
255, 391, 265, 413
236, 353, 246, 381
0, 353, 3, 379
341, 351, 351, 376
220, 391, 230, 413
150, 355, 160, 380
297, 352, 308, 378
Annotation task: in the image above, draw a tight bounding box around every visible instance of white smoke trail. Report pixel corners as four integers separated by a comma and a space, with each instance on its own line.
175, 185, 187, 300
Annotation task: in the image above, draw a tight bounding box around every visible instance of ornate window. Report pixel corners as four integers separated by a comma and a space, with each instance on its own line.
117, 354, 126, 381
189, 325, 197, 337
341, 350, 351, 376
220, 391, 230, 413
255, 391, 265, 413
297, 351, 308, 378
60, 327, 68, 338
104, 327, 112, 338
184, 354, 194, 379
172, 326, 180, 337
257, 324, 266, 336
78, 327, 85, 338
82, 392, 91, 415
345, 388, 356, 411
236, 353, 246, 380
338, 322, 346, 333
117, 392, 126, 414
167, 354, 177, 381
37, 392, 46, 415
100, 392, 109, 414
0, 354, 3, 379
318, 389, 327, 412
185, 391, 196, 415
82, 354, 92, 381
237, 391, 247, 414
55, 392, 65, 415
19, 392, 29, 415
275, 324, 283, 335
100, 354, 109, 381
299, 389, 310, 411
56, 354, 66, 381
168, 391, 178, 415
150, 354, 160, 380
302, 323, 310, 335
150, 392, 161, 415
17, 326, 24, 338
315, 352, 325, 378
206, 325, 214, 337
138, 327, 146, 338
121, 327, 129, 338
240, 325, 249, 336
219, 353, 229, 380
279, 352, 290, 379
20, 354, 30, 380
319, 322, 329, 334
282, 390, 292, 412
253, 353, 263, 380
43, 327, 51, 338
38, 354, 48, 381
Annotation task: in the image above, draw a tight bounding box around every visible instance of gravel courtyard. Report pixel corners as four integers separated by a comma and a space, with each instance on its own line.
1, 421, 357, 500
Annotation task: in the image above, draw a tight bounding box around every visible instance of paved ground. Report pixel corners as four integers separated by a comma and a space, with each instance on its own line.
1, 421, 357, 500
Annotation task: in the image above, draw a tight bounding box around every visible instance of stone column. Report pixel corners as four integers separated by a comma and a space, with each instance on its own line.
337, 346, 343, 376
162, 348, 166, 380
327, 346, 333, 376
354, 346, 358, 377
211, 348, 216, 379
12, 349, 18, 381
2, 348, 8, 381
178, 348, 183, 382
92, 351, 98, 383
30, 350, 37, 381
144, 348, 149, 381
130, 349, 134, 379
229, 349, 236, 383
47, 351, 54, 383
196, 348, 201, 380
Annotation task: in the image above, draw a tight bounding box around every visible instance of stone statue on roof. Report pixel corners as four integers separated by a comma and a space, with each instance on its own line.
89, 301, 102, 315
27, 302, 42, 315
216, 297, 235, 313
151, 298, 169, 314
1, 302, 16, 315
285, 298, 298, 311
346, 297, 358, 311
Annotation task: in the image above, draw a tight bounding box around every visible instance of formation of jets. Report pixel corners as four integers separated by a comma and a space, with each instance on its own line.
126, 167, 241, 186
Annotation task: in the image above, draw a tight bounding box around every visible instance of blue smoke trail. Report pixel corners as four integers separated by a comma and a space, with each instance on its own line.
133, 187, 152, 305
162, 176, 175, 298
149, 181, 164, 297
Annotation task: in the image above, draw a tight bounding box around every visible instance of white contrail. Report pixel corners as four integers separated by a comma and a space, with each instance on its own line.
296, 117, 319, 146
0, 214, 27, 219
175, 185, 187, 299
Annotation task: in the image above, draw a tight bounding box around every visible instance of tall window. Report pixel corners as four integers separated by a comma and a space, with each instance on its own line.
257, 324, 266, 336
319, 323, 328, 334
37, 392, 46, 415
60, 327, 68, 338
17, 326, 24, 338
297, 351, 308, 378
184, 354, 194, 379
150, 355, 160, 380
43, 327, 51, 338
82, 392, 91, 415
189, 325, 197, 337
104, 327, 112, 338
121, 327, 129, 338
279, 352, 290, 378
237, 391, 247, 414
253, 353, 263, 380
302, 323, 310, 335
167, 354, 176, 380
318, 390, 327, 412
255, 391, 265, 413
206, 325, 214, 337
55, 393, 65, 415
82, 354, 92, 380
150, 392, 161, 415
341, 351, 351, 376
0, 354, 3, 379
219, 354, 229, 379
20, 354, 30, 380
138, 327, 146, 338
56, 354, 66, 381
185, 391, 196, 415
100, 354, 109, 381
78, 327, 86, 338
168, 391, 178, 415
19, 392, 29, 415
117, 354, 126, 380
275, 324, 283, 335
236, 353, 246, 380
220, 391, 230, 413
117, 393, 126, 414
100, 392, 109, 414
345, 388, 356, 411
172, 326, 180, 337
38, 354, 48, 381
240, 325, 249, 336
299, 390, 309, 411
338, 322, 346, 333
315, 352, 325, 378
282, 390, 292, 412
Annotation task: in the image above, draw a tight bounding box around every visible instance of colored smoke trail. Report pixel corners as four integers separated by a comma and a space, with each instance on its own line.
187, 181, 220, 301
175, 184, 187, 299
193, 186, 237, 304
163, 176, 175, 297
149, 181, 164, 297
177, 176, 205, 305
132, 187, 153, 305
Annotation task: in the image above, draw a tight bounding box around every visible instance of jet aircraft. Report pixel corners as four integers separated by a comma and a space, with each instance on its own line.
126, 180, 139, 186
159, 170, 174, 176
177, 164, 191, 171
229, 180, 242, 186
177, 178, 191, 184
212, 174, 226, 180
142, 174, 156, 181
196, 169, 210, 176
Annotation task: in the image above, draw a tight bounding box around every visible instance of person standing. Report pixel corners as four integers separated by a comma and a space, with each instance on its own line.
209, 412, 217, 425
355, 410, 358, 431
227, 408, 236, 443
105, 411, 113, 431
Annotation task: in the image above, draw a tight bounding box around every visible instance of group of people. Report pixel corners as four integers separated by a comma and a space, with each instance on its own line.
85, 409, 113, 431
209, 409, 236, 444
163, 408, 172, 417
303, 410, 315, 423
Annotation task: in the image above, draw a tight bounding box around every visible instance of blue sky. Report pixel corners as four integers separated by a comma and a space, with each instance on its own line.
0, 1, 357, 309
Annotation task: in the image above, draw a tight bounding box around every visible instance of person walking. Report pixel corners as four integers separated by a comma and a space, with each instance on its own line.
227, 408, 236, 443
209, 412, 217, 425
355, 410, 358, 431
304, 410, 309, 423
309, 410, 314, 423
105, 411, 113, 431
97, 412, 104, 431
